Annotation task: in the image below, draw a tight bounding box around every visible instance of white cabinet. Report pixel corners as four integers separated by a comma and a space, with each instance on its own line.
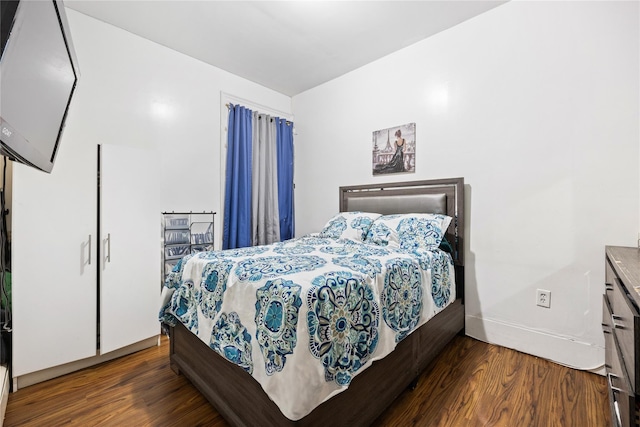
13, 136, 97, 378
99, 144, 159, 354
12, 143, 159, 385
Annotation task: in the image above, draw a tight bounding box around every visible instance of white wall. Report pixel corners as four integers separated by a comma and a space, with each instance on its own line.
292, 1, 640, 369
65, 9, 292, 248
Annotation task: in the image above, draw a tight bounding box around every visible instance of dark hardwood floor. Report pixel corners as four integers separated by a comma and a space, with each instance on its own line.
5, 334, 609, 426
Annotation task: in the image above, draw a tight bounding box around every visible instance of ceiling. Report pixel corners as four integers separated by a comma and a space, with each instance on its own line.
65, 1, 507, 96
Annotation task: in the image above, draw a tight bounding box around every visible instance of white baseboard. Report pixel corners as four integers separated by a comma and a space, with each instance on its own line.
0, 365, 8, 427
465, 314, 605, 373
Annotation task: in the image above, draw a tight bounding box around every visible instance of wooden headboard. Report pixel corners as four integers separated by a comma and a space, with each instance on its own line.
339, 178, 465, 298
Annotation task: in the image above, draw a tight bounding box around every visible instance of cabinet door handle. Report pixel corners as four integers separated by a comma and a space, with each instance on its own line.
605, 283, 614, 292
81, 235, 92, 268
611, 314, 625, 329
103, 233, 111, 264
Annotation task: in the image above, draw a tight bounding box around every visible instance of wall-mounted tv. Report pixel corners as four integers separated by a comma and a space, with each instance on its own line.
0, 0, 79, 173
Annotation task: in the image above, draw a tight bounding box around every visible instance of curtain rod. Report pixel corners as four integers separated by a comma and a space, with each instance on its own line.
226, 103, 293, 126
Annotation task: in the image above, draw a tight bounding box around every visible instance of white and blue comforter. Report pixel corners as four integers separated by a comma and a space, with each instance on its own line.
159, 235, 455, 421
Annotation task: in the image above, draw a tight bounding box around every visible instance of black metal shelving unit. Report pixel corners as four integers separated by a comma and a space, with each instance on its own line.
161, 211, 215, 283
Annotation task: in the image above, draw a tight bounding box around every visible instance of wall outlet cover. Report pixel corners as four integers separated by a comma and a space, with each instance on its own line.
537, 289, 551, 308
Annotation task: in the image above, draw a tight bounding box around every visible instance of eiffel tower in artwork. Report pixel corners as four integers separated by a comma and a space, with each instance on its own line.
384, 129, 392, 151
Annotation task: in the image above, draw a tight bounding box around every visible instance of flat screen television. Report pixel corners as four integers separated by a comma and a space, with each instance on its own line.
0, 0, 79, 173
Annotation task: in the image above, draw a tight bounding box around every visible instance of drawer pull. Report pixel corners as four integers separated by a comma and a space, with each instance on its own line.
611, 314, 625, 329
605, 283, 614, 292
608, 373, 623, 393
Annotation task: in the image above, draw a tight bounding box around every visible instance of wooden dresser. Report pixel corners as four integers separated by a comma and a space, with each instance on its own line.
604, 246, 640, 427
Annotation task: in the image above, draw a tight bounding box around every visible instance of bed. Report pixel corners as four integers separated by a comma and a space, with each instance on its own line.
161, 177, 465, 426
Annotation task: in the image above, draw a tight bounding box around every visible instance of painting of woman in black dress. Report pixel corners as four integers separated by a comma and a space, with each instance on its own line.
372, 123, 415, 175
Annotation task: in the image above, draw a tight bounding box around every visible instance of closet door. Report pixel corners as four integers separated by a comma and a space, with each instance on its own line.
99, 144, 160, 354
12, 138, 97, 377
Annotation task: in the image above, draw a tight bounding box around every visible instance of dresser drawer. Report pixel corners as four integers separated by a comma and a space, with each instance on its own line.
606, 272, 640, 393
604, 308, 636, 427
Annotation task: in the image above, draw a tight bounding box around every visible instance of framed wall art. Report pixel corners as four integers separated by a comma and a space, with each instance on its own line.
372, 122, 415, 175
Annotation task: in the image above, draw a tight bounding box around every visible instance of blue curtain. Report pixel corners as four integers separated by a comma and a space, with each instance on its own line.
223, 105, 253, 249
276, 118, 294, 240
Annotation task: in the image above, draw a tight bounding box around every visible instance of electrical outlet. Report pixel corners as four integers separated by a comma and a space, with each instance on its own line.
537, 289, 551, 308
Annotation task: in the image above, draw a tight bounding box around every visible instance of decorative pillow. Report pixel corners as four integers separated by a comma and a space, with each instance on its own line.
438, 236, 454, 254
318, 212, 382, 242
364, 214, 402, 247
365, 213, 452, 250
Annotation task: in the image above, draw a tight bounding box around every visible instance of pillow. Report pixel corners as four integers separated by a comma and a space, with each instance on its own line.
318, 212, 382, 242
438, 235, 454, 254
364, 214, 402, 247
365, 213, 452, 250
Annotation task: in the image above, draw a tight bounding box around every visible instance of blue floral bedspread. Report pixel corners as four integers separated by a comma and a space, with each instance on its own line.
159, 235, 455, 421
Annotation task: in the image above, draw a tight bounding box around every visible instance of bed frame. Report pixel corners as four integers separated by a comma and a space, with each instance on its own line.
169, 177, 465, 426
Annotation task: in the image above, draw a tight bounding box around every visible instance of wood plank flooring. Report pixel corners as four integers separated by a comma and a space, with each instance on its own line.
5, 335, 609, 426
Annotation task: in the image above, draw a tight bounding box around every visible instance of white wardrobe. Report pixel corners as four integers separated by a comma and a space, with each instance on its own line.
12, 142, 160, 388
